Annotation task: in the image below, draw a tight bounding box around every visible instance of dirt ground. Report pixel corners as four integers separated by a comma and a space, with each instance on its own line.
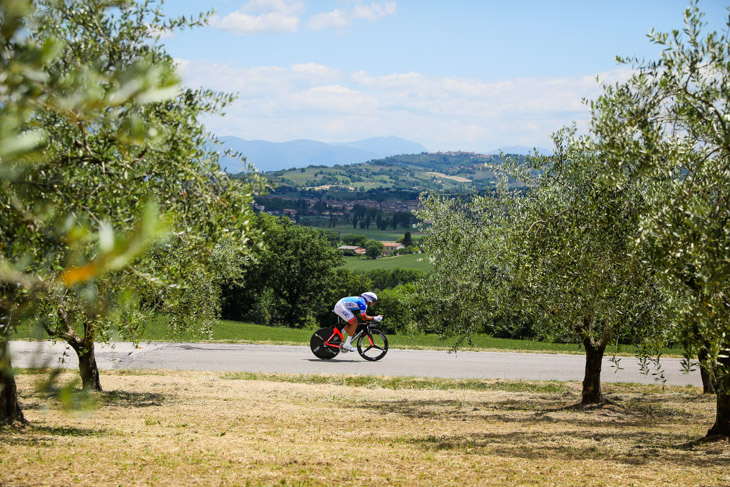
1, 370, 729, 486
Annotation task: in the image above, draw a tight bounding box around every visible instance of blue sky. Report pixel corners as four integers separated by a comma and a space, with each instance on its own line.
158, 0, 729, 153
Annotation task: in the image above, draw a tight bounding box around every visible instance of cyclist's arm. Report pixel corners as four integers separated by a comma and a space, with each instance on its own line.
361, 306, 379, 322
358, 303, 375, 321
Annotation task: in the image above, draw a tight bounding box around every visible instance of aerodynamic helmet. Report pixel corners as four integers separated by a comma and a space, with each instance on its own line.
361, 292, 378, 303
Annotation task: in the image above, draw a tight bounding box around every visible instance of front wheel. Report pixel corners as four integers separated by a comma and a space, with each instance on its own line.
357, 329, 389, 361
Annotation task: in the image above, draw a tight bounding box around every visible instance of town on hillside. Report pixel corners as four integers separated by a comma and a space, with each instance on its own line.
255, 193, 420, 230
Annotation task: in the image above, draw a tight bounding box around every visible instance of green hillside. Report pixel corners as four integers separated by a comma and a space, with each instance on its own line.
262, 151, 525, 193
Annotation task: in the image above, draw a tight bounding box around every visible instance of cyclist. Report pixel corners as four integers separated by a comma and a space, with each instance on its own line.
333, 292, 383, 352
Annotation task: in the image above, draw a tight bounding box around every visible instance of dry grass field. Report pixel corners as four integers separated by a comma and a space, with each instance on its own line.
1, 370, 729, 486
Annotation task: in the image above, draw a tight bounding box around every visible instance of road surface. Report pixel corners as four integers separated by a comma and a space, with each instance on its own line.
8, 340, 701, 386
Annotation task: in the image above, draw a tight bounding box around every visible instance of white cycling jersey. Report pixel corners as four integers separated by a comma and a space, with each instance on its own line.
333, 296, 368, 323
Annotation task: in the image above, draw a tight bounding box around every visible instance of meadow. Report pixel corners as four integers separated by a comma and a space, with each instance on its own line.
2, 369, 728, 486
342, 253, 434, 272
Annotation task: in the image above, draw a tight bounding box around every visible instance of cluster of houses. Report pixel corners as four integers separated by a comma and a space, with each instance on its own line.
256, 196, 420, 219
338, 242, 405, 257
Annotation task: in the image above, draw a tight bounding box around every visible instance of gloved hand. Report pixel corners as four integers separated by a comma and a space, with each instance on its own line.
374, 315, 383, 322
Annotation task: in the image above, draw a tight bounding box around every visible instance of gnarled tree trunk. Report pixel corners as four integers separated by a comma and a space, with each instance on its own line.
706, 354, 729, 438
0, 338, 25, 424
698, 346, 716, 395
582, 335, 609, 405
707, 388, 729, 437
50, 304, 103, 391
69, 338, 102, 391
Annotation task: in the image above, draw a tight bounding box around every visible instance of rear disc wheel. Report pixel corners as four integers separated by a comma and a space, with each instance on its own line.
310, 327, 340, 359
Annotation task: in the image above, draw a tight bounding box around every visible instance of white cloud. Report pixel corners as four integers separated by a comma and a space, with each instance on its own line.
291, 62, 336, 76
209, 1, 396, 35
176, 59, 633, 151
308, 1, 396, 31
210, 0, 304, 35
353, 1, 397, 21
307, 9, 349, 31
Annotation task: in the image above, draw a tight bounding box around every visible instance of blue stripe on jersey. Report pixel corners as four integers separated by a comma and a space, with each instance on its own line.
341, 296, 367, 314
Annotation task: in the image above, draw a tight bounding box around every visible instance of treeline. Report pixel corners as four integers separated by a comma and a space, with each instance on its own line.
270, 187, 423, 201
256, 195, 419, 230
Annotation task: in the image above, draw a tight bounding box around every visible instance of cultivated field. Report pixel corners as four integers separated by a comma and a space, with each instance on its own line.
342, 253, 434, 272
2, 370, 728, 486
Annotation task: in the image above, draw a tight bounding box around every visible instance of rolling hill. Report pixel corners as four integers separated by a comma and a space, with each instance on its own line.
262, 151, 526, 194
217, 136, 428, 173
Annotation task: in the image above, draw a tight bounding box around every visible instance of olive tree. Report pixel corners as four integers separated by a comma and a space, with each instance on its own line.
36, 0, 262, 390
3, 0, 264, 392
588, 3, 730, 436
418, 130, 663, 405
506, 133, 664, 404
1, 0, 171, 421
416, 182, 524, 347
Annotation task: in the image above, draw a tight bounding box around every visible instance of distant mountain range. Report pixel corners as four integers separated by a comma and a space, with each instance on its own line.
217, 136, 428, 173
215, 136, 551, 173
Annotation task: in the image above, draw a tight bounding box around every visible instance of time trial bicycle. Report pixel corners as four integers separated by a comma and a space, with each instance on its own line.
310, 318, 389, 361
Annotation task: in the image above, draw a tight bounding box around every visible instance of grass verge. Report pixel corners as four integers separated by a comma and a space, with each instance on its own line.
2, 369, 727, 486
14, 318, 682, 356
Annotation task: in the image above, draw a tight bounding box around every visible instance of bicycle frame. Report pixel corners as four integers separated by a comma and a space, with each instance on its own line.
325, 320, 375, 350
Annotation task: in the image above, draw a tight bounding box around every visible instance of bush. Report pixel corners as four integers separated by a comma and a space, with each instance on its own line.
365, 240, 384, 259
373, 284, 419, 334
342, 234, 368, 246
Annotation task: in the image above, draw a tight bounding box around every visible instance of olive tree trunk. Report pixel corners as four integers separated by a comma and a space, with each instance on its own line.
581, 335, 609, 405
706, 354, 729, 438
707, 387, 730, 437
0, 338, 25, 424
49, 306, 103, 391
698, 346, 716, 395
69, 338, 102, 391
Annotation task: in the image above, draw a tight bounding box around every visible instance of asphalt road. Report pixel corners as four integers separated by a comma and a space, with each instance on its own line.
9, 340, 701, 386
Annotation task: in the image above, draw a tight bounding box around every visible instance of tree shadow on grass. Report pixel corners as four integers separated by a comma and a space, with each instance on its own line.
354, 395, 728, 467
96, 390, 169, 408
358, 393, 700, 426
405, 429, 730, 468
358, 397, 657, 431
0, 424, 110, 446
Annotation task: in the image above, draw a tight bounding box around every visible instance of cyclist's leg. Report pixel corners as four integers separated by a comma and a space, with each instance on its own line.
333, 302, 358, 351
333, 301, 355, 324
334, 303, 358, 334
